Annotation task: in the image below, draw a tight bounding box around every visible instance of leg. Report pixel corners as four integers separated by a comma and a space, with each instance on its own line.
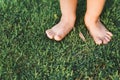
46, 0, 77, 41
84, 0, 113, 45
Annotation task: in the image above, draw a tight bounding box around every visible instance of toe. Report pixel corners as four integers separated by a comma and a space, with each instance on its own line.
46, 29, 55, 39
105, 36, 110, 42
94, 37, 102, 45
107, 32, 113, 37
106, 34, 112, 40
103, 37, 110, 44
54, 35, 63, 41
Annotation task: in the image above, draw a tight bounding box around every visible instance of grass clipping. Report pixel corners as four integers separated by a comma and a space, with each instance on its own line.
79, 32, 86, 42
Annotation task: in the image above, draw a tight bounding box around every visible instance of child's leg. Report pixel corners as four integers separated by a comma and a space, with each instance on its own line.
84, 0, 113, 45
46, 0, 77, 41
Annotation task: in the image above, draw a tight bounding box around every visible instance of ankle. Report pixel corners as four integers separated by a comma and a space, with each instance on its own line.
61, 15, 76, 26
84, 14, 99, 26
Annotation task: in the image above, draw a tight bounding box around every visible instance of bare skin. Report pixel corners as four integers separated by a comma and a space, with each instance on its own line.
85, 0, 113, 45
85, 18, 113, 45
46, 17, 75, 41
46, 0, 113, 45
46, 0, 77, 41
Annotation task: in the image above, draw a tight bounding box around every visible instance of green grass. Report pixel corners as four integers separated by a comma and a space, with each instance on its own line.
0, 0, 120, 80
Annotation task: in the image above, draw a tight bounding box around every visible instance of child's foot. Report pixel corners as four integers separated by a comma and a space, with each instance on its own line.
85, 18, 113, 45
46, 17, 75, 41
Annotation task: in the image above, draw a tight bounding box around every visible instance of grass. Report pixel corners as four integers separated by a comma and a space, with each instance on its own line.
0, 0, 120, 80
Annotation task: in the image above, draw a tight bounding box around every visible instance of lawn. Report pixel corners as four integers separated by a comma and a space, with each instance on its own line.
0, 0, 120, 80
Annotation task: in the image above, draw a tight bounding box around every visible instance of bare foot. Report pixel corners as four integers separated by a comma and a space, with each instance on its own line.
85, 18, 113, 45
46, 17, 75, 41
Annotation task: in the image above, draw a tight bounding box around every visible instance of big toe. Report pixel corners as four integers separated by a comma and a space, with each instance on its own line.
54, 35, 63, 41
46, 29, 55, 39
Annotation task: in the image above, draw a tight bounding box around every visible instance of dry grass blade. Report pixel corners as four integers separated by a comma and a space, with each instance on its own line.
79, 32, 86, 42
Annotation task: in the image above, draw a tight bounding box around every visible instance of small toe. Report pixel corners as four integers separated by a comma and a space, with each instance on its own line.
106, 32, 113, 37
106, 34, 112, 40
103, 37, 109, 44
94, 37, 102, 45
46, 29, 55, 39
105, 36, 110, 42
